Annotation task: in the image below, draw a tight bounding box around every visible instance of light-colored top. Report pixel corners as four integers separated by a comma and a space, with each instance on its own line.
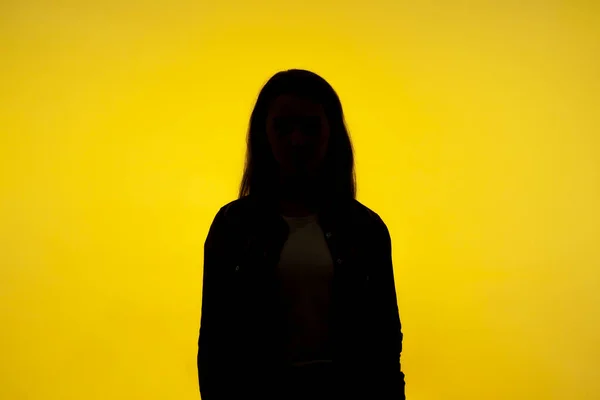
276, 213, 334, 367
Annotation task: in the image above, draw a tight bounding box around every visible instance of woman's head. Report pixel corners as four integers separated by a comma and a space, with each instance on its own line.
239, 69, 356, 202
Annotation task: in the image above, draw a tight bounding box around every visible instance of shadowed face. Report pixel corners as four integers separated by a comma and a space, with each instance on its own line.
266, 94, 330, 180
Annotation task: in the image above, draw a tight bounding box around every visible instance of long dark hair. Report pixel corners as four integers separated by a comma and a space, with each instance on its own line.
238, 69, 356, 203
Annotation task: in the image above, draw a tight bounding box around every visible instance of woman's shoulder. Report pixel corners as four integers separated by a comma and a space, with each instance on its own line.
211, 195, 257, 228
346, 199, 386, 227
214, 195, 387, 231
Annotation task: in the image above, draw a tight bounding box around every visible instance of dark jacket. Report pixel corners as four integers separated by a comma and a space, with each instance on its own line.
198, 194, 405, 400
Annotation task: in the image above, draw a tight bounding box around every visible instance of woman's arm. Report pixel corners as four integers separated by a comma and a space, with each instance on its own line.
198, 207, 233, 400
369, 214, 406, 399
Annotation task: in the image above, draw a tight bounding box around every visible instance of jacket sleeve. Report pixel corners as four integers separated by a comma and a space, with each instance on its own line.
198, 206, 233, 400
369, 214, 406, 400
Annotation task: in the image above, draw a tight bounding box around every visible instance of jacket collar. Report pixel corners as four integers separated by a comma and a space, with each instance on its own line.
248, 193, 353, 235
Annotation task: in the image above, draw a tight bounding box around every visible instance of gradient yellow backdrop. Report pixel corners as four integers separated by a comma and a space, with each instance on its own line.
1, 1, 599, 399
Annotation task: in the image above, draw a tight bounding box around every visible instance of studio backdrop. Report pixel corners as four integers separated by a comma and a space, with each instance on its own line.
1, 1, 599, 399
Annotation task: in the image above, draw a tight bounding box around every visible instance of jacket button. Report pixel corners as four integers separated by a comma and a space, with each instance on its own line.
325, 232, 332, 239
336, 258, 343, 265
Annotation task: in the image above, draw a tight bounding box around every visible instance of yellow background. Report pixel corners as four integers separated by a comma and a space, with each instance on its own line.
1, 1, 599, 399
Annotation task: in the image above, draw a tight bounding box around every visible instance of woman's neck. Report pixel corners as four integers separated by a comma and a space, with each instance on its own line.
277, 177, 321, 217
279, 200, 315, 217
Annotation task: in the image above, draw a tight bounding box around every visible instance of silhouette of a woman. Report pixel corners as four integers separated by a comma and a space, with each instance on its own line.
198, 69, 405, 400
